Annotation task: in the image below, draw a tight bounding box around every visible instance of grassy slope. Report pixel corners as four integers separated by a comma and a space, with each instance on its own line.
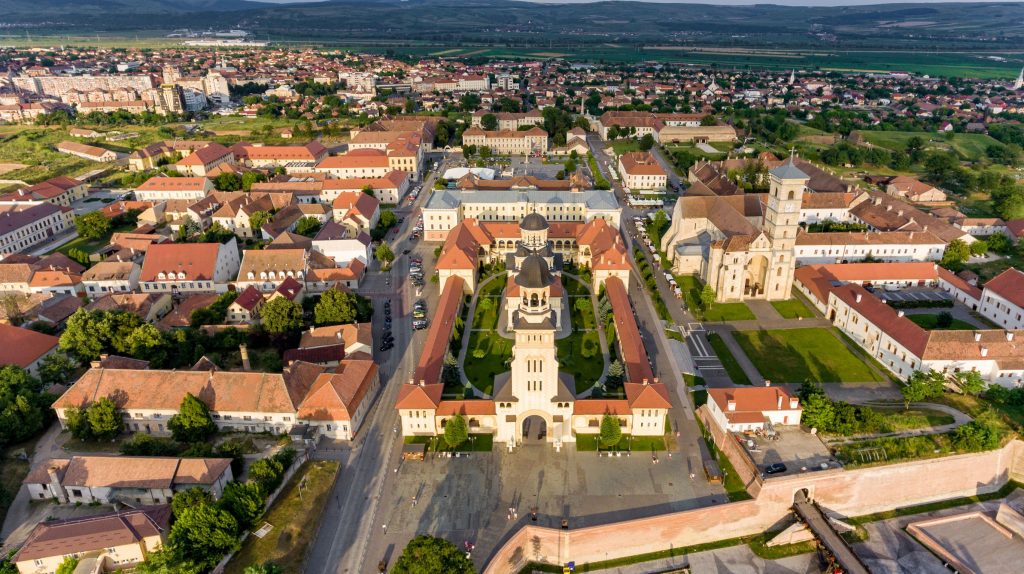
732, 328, 878, 384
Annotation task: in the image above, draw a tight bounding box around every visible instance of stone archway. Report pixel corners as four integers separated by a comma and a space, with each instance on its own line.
520, 414, 549, 444
745, 255, 769, 298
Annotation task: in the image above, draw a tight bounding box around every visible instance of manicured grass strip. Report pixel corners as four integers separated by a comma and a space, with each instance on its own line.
557, 330, 603, 394
706, 333, 753, 385
695, 418, 752, 502
770, 298, 813, 319
225, 461, 339, 574
702, 302, 756, 322
575, 434, 666, 452
464, 330, 513, 395
907, 313, 977, 331
732, 328, 877, 384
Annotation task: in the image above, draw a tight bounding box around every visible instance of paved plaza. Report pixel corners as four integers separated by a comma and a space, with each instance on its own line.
363, 443, 726, 570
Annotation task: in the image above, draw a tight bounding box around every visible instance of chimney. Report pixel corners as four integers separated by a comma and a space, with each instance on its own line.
239, 344, 251, 370
897, 209, 904, 218
47, 466, 67, 504
855, 293, 862, 303
777, 394, 783, 409
975, 332, 982, 342
909, 232, 914, 240
642, 378, 649, 385
981, 346, 989, 357
897, 310, 905, 317
726, 399, 736, 411
1007, 332, 1015, 342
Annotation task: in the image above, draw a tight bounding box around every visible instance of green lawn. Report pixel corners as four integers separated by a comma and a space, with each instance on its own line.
575, 434, 666, 452
225, 461, 339, 574
54, 219, 140, 257
675, 274, 755, 321
684, 373, 708, 407
856, 130, 1004, 162
609, 139, 642, 156
907, 313, 978, 331
770, 299, 814, 319
471, 297, 501, 330
433, 433, 493, 452
732, 328, 879, 384
706, 333, 753, 385
464, 330, 513, 395
557, 331, 604, 393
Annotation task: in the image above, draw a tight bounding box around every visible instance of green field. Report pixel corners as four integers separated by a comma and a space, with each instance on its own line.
732, 328, 879, 384
770, 299, 814, 319
856, 130, 1005, 161
907, 313, 978, 331
706, 332, 753, 386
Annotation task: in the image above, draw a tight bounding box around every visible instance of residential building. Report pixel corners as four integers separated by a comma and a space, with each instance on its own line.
885, 176, 948, 203
461, 127, 548, 155
311, 221, 372, 265
55, 141, 117, 162
139, 239, 241, 294
618, 151, 667, 192
237, 142, 329, 168
0, 176, 88, 207
979, 268, 1024, 330
0, 323, 59, 376
331, 191, 381, 231
236, 248, 307, 293
706, 387, 802, 433
134, 176, 213, 201
12, 506, 170, 574
81, 261, 141, 296
24, 456, 232, 505
0, 203, 75, 258
319, 171, 410, 205
174, 143, 233, 177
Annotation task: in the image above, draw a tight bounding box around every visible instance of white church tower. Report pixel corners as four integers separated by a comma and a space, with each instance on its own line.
1013, 67, 1023, 91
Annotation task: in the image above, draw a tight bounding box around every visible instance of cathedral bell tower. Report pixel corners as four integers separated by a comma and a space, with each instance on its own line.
764, 156, 807, 252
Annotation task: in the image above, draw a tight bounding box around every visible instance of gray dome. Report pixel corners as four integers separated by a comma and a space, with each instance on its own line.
515, 255, 555, 289
520, 212, 549, 232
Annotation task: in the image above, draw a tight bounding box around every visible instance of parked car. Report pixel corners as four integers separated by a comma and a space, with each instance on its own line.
764, 463, 787, 475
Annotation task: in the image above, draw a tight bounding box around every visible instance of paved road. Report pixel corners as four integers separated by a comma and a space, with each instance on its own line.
305, 155, 447, 574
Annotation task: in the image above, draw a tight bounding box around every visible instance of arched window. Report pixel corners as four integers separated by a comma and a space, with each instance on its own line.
531, 293, 539, 307
787, 190, 795, 200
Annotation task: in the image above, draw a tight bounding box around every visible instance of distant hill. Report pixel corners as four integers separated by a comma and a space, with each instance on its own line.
4, 0, 1024, 50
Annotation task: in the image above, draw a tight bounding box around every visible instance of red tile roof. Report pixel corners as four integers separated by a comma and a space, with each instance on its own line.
0, 324, 58, 368
140, 242, 221, 282
604, 276, 656, 384
984, 268, 1024, 310
411, 276, 465, 386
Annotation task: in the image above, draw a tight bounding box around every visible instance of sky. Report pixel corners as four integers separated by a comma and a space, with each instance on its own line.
260, 0, 1013, 4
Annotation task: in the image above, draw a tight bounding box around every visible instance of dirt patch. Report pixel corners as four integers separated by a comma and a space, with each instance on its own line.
530, 52, 569, 58
0, 163, 28, 175
209, 130, 251, 136
799, 135, 840, 145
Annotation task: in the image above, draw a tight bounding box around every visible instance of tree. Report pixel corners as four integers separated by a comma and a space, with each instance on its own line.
929, 312, 952, 330
379, 209, 398, 230
480, 113, 498, 131
248, 457, 285, 495
248, 211, 272, 235
969, 239, 989, 257
901, 370, 946, 409
954, 370, 987, 396
391, 535, 475, 574
314, 289, 372, 325
376, 242, 395, 270
638, 133, 655, 151
85, 397, 122, 440
443, 414, 468, 449
172, 488, 213, 518
798, 381, 835, 432
168, 503, 240, 570
219, 481, 264, 530
941, 239, 971, 267
294, 216, 322, 238
599, 413, 622, 448
38, 352, 76, 387
241, 171, 267, 192
55, 557, 78, 574
360, 184, 376, 198
699, 285, 716, 311
73, 212, 111, 240
701, 115, 718, 127
135, 549, 202, 574
64, 405, 91, 441
606, 360, 625, 385
261, 298, 303, 335
213, 172, 242, 191
168, 393, 217, 443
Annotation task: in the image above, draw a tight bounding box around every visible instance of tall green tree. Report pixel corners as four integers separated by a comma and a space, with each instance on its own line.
55, 557, 79, 574
391, 535, 475, 574
244, 562, 283, 574
901, 370, 946, 410
376, 242, 395, 270
73, 212, 111, 240
314, 289, 371, 326
248, 211, 272, 235
85, 397, 122, 440
219, 481, 265, 530
294, 216, 322, 238
168, 503, 240, 570
38, 352, 76, 387
480, 113, 498, 131
168, 393, 217, 443
444, 414, 469, 449
599, 413, 622, 448
699, 285, 716, 311
260, 298, 303, 334
0, 365, 47, 447
172, 488, 214, 518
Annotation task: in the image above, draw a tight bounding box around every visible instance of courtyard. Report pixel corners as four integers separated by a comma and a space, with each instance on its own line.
740, 427, 837, 478
732, 327, 881, 384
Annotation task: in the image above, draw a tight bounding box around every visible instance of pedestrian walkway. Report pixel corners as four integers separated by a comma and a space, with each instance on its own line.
706, 326, 765, 386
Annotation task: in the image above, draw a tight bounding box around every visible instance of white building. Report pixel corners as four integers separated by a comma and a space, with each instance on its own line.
0, 202, 74, 258
978, 268, 1024, 330
139, 239, 241, 294
706, 387, 802, 433
81, 261, 141, 296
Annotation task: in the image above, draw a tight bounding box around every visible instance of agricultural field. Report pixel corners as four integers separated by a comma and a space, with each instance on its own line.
856, 130, 1005, 162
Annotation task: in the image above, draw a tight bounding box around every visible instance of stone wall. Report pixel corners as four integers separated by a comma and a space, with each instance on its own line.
697, 405, 763, 497
484, 440, 1024, 573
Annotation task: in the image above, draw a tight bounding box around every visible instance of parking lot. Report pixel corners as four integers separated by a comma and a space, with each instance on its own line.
874, 286, 953, 304
740, 427, 837, 478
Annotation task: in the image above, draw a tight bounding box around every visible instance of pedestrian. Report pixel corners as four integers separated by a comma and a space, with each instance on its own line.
689, 472, 695, 480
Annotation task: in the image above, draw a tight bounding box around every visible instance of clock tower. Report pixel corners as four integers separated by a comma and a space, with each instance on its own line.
764, 157, 807, 252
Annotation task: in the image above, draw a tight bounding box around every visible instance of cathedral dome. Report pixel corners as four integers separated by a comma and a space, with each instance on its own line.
515, 254, 555, 289
520, 212, 549, 232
